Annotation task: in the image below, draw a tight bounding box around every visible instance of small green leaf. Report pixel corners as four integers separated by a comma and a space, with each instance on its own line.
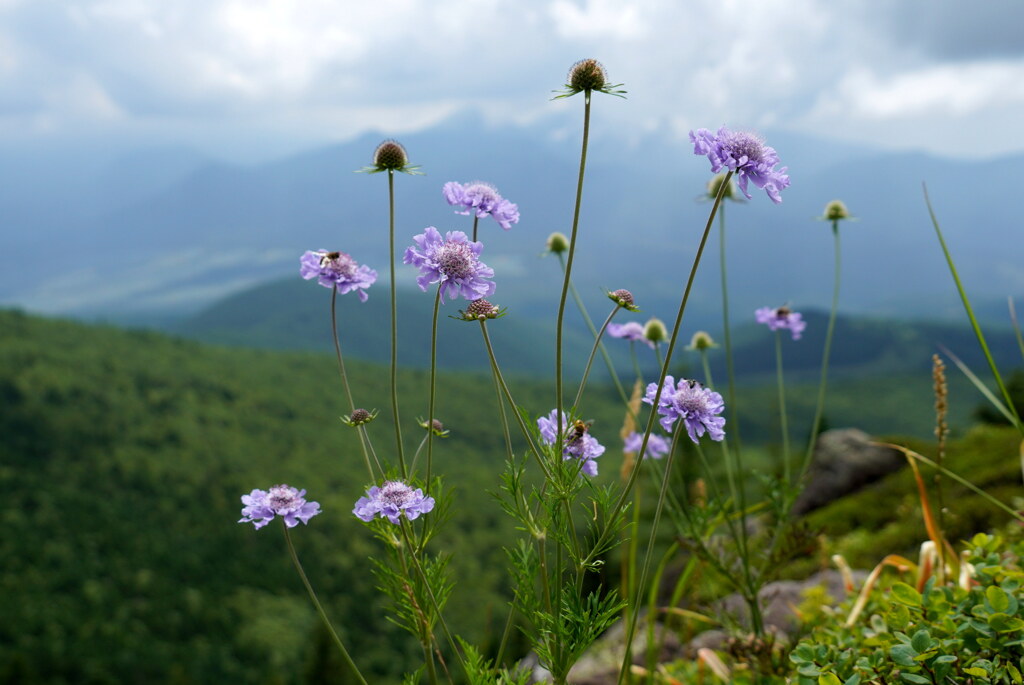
965, 667, 989, 676
911, 629, 932, 653
900, 674, 931, 684
891, 582, 923, 606
819, 674, 842, 685
989, 612, 1024, 632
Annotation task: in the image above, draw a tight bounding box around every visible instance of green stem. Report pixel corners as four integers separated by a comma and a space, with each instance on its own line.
775, 330, 791, 484
330, 287, 376, 481
388, 170, 408, 475
800, 222, 841, 479
425, 286, 442, 492
611, 171, 736, 683
585, 170, 734, 572
471, 214, 480, 243
719, 203, 743, 450
557, 253, 631, 408
924, 184, 1023, 433
700, 350, 738, 509
555, 92, 592, 455
283, 524, 368, 685
573, 305, 621, 410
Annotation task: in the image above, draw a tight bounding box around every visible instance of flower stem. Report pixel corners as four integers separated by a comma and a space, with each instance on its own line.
775, 330, 791, 484
282, 524, 367, 685
800, 221, 841, 479
719, 204, 743, 449
330, 287, 376, 480
555, 92, 592, 454
388, 170, 408, 477
557, 252, 631, 407
573, 304, 620, 410
425, 286, 442, 492
471, 214, 480, 243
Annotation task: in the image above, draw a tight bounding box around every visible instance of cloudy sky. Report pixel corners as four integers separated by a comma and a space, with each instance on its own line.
2, 0, 1024, 160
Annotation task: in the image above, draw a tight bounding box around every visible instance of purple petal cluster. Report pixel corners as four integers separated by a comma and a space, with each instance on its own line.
755, 306, 806, 341
607, 321, 654, 349
689, 127, 790, 204
353, 481, 435, 524
623, 431, 671, 460
443, 181, 520, 230
239, 484, 321, 529
300, 249, 377, 302
403, 227, 496, 303
537, 409, 605, 476
643, 376, 726, 443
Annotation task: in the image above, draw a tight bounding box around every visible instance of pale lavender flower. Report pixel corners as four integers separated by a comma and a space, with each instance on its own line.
623, 431, 671, 460
643, 376, 725, 443
239, 484, 321, 529
403, 227, 496, 303
537, 409, 605, 476
607, 321, 654, 349
300, 250, 378, 302
689, 127, 790, 203
353, 481, 435, 524
755, 306, 806, 340
443, 181, 520, 230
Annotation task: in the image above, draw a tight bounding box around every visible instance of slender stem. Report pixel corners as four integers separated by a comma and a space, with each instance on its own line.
331, 288, 376, 480
924, 184, 1023, 432
388, 170, 408, 475
557, 253, 631, 408
719, 204, 743, 448
573, 305, 621, 410
555, 92, 592, 454
800, 222, 841, 479
425, 286, 442, 492
423, 644, 439, 685
360, 426, 385, 475
283, 524, 368, 685
585, 170, 734, 572
471, 214, 480, 243
700, 350, 738, 508
775, 330, 791, 484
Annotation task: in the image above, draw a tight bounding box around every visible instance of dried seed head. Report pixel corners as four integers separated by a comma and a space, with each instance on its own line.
608, 288, 636, 310
568, 58, 608, 92
372, 140, 409, 171
461, 298, 500, 321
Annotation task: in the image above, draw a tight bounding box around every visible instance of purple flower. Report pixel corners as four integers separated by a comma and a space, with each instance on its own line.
537, 409, 605, 476
643, 376, 726, 443
353, 480, 435, 524
689, 127, 790, 204
403, 227, 496, 303
443, 181, 520, 230
300, 250, 378, 302
239, 484, 321, 529
755, 306, 806, 340
623, 431, 671, 459
607, 321, 655, 348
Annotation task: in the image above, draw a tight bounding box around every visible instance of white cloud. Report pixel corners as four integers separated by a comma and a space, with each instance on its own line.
549, 0, 645, 40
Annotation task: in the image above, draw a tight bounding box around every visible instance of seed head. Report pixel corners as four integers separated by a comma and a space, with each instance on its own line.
418, 417, 450, 437
608, 288, 639, 312
374, 140, 408, 170
706, 173, 737, 201
568, 59, 607, 92
342, 407, 378, 427
643, 317, 668, 344
460, 298, 501, 321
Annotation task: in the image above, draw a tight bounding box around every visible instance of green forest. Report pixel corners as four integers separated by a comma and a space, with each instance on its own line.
2, 307, 1022, 683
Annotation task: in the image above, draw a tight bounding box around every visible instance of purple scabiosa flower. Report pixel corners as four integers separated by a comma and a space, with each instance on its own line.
403, 227, 496, 304
443, 181, 520, 230
643, 376, 726, 443
353, 480, 435, 524
755, 305, 806, 341
537, 409, 605, 476
623, 431, 671, 460
239, 484, 321, 530
689, 127, 790, 204
607, 321, 655, 349
300, 250, 378, 302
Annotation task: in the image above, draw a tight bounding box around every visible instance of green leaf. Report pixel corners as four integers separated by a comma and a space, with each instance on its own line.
965, 667, 989, 677
989, 612, 1024, 632
891, 582, 923, 607
900, 674, 931, 684
910, 629, 932, 653
819, 674, 842, 685
988, 585, 1011, 613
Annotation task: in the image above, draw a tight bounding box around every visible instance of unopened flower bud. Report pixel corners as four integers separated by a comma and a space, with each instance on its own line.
706, 173, 736, 201
643, 317, 668, 344
546, 232, 570, 254
686, 331, 718, 351
823, 199, 851, 221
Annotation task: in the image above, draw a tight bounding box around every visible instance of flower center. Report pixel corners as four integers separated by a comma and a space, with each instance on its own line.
464, 182, 498, 206
673, 383, 709, 417
380, 481, 414, 507
321, 251, 357, 278
721, 131, 765, 165
436, 242, 475, 279
268, 485, 301, 513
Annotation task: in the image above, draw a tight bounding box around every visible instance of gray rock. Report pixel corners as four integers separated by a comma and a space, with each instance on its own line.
792, 428, 905, 515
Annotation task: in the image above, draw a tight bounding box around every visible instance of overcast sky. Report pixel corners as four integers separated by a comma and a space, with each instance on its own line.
3, 0, 1024, 161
